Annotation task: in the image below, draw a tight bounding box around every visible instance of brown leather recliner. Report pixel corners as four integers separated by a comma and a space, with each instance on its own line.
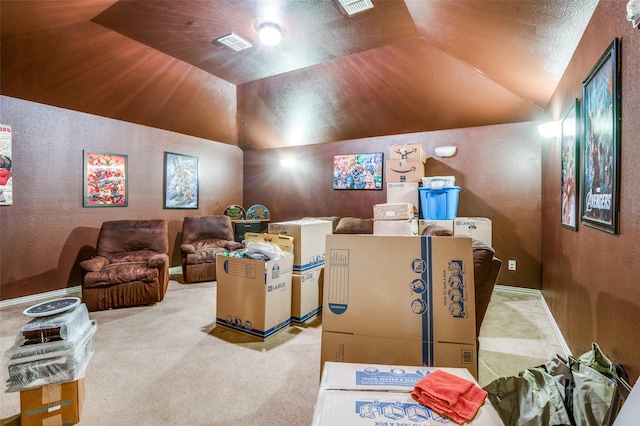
79, 219, 170, 311
180, 215, 243, 283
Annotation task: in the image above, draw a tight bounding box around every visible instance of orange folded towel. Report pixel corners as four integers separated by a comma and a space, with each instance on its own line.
411, 369, 488, 424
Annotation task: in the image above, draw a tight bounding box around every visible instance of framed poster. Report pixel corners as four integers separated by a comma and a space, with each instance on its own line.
164, 152, 199, 209
580, 38, 621, 234
561, 99, 579, 231
84, 150, 128, 207
0, 125, 12, 206
333, 152, 383, 190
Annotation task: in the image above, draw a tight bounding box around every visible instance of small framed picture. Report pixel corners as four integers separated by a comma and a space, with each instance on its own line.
561, 99, 579, 231
83, 150, 128, 207
164, 152, 199, 209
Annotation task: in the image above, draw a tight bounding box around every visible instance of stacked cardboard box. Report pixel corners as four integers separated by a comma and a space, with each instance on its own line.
269, 219, 333, 324
321, 234, 478, 378
454, 217, 493, 246
386, 143, 426, 183
313, 362, 503, 425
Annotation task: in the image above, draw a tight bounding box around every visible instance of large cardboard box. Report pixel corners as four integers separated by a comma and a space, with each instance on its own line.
373, 203, 416, 221
386, 182, 419, 206
312, 362, 502, 425
418, 219, 454, 234
322, 235, 477, 374
373, 219, 419, 236
20, 378, 84, 426
268, 219, 333, 273
389, 143, 427, 163
385, 159, 425, 183
216, 233, 294, 339
291, 266, 323, 324
454, 217, 493, 246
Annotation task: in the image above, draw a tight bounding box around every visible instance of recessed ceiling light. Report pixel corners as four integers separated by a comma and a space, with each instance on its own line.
215, 33, 252, 52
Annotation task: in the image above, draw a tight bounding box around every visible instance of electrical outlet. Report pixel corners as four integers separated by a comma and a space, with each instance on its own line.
508, 260, 517, 271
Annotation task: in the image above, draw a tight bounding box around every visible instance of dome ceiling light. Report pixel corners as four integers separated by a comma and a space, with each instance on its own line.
258, 23, 282, 46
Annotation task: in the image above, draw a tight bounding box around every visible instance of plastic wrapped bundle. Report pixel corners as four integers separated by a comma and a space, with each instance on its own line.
17, 303, 90, 345
5, 319, 97, 392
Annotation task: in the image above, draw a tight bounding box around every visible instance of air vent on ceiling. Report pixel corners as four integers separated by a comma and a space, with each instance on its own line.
215, 33, 252, 52
337, 0, 374, 16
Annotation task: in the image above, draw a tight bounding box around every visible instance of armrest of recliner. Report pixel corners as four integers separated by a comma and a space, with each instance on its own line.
148, 253, 169, 268
224, 241, 244, 250
180, 243, 196, 254
79, 256, 109, 272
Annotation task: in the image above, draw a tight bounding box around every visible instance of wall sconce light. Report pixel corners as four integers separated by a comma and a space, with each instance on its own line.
628, 1, 640, 29
258, 23, 282, 46
280, 158, 296, 168
434, 146, 457, 158
537, 121, 562, 138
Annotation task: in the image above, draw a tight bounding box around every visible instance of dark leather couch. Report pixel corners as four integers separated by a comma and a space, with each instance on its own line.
180, 215, 243, 283
80, 219, 170, 311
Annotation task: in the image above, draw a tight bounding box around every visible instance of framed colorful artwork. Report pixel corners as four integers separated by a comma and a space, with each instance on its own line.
83, 150, 128, 207
561, 99, 579, 231
333, 152, 383, 190
0, 125, 12, 206
164, 152, 199, 209
580, 38, 621, 234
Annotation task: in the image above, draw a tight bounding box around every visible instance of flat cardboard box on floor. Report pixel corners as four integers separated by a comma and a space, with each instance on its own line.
291, 266, 323, 324
215, 233, 294, 339
268, 219, 333, 273
313, 362, 502, 426
385, 159, 425, 183
322, 234, 477, 374
20, 378, 85, 426
373, 218, 419, 236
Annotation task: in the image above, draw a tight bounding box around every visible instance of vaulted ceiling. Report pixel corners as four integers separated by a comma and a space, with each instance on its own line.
1, 0, 598, 151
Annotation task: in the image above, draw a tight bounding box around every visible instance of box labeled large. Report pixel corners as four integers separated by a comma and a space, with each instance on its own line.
312, 362, 502, 426
418, 219, 454, 234
373, 219, 419, 236
389, 143, 427, 163
385, 159, 425, 183
216, 233, 294, 339
20, 378, 85, 426
386, 182, 419, 206
291, 266, 323, 324
323, 235, 476, 371
268, 219, 333, 273
454, 217, 493, 246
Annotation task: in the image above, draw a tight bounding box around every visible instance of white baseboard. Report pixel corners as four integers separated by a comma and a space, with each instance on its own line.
0, 286, 82, 309
494, 285, 572, 357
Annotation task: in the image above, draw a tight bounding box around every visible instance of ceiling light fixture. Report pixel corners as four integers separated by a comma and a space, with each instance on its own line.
258, 23, 282, 46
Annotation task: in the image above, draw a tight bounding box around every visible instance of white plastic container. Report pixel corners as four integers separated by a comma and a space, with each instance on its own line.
421, 176, 455, 190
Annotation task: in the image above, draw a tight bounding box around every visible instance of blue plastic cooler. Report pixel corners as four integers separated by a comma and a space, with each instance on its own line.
419, 186, 461, 220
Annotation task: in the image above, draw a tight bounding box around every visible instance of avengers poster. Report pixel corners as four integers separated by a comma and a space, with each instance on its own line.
580, 38, 620, 234
333, 153, 383, 190
0, 125, 12, 206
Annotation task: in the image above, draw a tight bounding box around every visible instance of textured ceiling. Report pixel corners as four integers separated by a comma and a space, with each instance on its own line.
0, 0, 598, 151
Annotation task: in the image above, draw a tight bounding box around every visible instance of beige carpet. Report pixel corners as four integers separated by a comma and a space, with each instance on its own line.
1, 275, 565, 425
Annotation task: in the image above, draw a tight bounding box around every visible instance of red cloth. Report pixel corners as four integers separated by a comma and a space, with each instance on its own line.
411, 369, 488, 424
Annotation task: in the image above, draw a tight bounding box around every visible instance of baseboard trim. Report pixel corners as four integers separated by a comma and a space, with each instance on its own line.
494, 285, 572, 358
0, 286, 82, 309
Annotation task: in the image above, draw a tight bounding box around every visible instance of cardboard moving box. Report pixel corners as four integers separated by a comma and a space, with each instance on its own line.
291, 266, 323, 324
389, 143, 427, 163
312, 362, 502, 425
268, 219, 333, 273
216, 233, 294, 339
385, 159, 425, 183
454, 217, 493, 246
20, 378, 84, 426
373, 203, 416, 221
373, 219, 419, 236
322, 234, 477, 375
386, 182, 419, 206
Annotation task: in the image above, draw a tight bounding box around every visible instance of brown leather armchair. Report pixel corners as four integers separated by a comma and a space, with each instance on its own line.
79, 219, 170, 311
180, 215, 243, 283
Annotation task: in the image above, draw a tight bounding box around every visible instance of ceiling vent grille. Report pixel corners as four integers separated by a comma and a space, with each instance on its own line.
215, 33, 252, 52
337, 0, 374, 16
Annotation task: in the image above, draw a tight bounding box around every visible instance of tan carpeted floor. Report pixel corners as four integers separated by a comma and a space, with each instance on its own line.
1, 275, 565, 425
